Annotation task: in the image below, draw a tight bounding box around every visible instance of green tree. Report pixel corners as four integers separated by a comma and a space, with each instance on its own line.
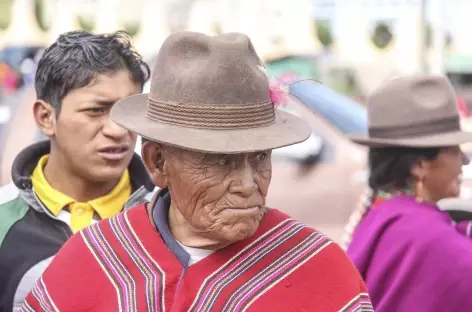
315, 20, 333, 48
425, 23, 432, 48
0, 0, 12, 31
35, 0, 50, 31
425, 26, 453, 49
77, 16, 95, 33
212, 22, 222, 35
372, 21, 393, 49
123, 22, 140, 37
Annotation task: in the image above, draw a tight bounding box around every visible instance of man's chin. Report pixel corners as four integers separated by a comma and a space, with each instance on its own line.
86, 166, 128, 183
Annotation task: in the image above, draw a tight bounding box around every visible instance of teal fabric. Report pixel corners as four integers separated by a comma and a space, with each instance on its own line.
0, 196, 29, 247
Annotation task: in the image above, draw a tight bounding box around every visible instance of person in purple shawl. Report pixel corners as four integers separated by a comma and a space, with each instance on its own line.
343, 75, 472, 311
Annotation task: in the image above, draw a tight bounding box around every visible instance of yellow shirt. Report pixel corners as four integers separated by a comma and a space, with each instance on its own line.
31, 155, 132, 233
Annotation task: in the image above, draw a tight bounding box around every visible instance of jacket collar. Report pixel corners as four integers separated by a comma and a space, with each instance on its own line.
11, 140, 154, 193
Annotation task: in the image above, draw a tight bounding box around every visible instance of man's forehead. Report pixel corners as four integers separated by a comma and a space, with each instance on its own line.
78, 72, 139, 101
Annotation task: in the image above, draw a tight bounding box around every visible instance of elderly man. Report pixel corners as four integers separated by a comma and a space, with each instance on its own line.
22, 32, 373, 312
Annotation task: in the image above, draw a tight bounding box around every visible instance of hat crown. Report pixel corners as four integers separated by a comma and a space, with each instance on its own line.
110, 31, 312, 154
367, 75, 460, 138
149, 31, 271, 105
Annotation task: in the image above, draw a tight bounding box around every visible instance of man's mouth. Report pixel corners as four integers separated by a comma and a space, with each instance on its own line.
100, 147, 128, 153
98, 146, 130, 160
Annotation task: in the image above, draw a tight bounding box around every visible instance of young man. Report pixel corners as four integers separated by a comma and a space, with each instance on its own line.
0, 30, 154, 311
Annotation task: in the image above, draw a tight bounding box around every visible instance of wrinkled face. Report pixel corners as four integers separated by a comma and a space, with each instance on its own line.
148, 145, 272, 245
415, 146, 469, 202
39, 70, 141, 182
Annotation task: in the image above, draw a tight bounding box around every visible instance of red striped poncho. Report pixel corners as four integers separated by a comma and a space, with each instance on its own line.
22, 204, 373, 311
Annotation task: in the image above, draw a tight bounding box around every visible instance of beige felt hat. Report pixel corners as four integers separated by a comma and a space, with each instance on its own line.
349, 75, 472, 147
111, 31, 311, 154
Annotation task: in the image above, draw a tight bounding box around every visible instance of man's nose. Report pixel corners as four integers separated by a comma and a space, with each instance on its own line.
102, 118, 128, 138
229, 161, 258, 197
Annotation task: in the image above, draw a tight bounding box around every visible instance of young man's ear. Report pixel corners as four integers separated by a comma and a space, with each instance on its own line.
33, 100, 56, 137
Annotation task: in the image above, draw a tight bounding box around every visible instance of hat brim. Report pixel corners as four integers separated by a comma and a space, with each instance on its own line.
348, 130, 472, 148
111, 94, 312, 154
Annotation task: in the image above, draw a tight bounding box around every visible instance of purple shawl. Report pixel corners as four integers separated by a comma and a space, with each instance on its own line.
348, 196, 472, 311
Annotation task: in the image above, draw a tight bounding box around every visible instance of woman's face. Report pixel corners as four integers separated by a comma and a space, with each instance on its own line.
418, 146, 469, 202
159, 146, 272, 247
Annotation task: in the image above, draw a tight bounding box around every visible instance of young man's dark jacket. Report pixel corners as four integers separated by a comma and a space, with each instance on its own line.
0, 140, 155, 311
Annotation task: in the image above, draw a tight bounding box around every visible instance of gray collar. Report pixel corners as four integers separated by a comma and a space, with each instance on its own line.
151, 189, 190, 267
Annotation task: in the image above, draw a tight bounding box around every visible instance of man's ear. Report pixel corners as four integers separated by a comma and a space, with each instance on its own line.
33, 100, 56, 137
141, 142, 169, 188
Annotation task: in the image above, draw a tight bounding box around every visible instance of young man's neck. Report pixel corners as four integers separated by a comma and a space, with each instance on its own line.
43, 152, 120, 202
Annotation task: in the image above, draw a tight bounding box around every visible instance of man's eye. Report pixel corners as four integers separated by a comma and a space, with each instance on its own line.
218, 156, 231, 166
256, 152, 268, 162
87, 108, 106, 114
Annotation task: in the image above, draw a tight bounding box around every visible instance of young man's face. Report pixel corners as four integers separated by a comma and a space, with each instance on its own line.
50, 70, 141, 183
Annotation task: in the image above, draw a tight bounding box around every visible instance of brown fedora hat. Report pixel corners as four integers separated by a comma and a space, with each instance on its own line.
111, 31, 311, 154
348, 75, 472, 147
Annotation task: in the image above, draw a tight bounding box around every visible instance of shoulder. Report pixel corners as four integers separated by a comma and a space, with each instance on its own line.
362, 201, 472, 289
264, 208, 365, 284
357, 198, 454, 242
0, 183, 29, 247
364, 203, 466, 257
42, 221, 110, 280
259, 214, 370, 309
417, 226, 472, 271
70, 203, 149, 245
310, 238, 366, 287
406, 231, 472, 305
382, 205, 468, 252
23, 225, 116, 310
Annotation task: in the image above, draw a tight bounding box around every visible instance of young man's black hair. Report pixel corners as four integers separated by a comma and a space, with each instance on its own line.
35, 30, 150, 113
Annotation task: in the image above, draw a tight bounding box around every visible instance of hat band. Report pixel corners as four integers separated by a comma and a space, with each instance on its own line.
146, 98, 276, 129
369, 116, 460, 139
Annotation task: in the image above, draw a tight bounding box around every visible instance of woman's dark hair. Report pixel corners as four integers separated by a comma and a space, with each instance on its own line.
368, 147, 441, 191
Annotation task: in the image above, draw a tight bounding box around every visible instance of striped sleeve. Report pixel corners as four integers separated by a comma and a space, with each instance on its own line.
336, 244, 375, 312
339, 292, 374, 312
20, 276, 59, 312
19, 226, 112, 312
